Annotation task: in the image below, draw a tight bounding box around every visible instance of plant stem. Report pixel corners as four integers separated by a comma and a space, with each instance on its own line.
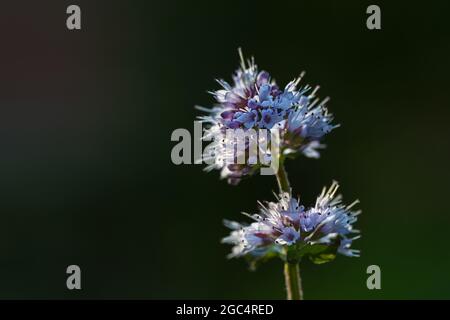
276, 158, 290, 192
284, 262, 303, 300
276, 159, 303, 300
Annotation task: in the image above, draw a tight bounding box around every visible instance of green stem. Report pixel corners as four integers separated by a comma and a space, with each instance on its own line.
284, 262, 303, 300
276, 158, 290, 192
276, 159, 304, 300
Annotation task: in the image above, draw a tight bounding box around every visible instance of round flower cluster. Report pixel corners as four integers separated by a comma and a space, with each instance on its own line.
198, 50, 339, 185
222, 182, 361, 262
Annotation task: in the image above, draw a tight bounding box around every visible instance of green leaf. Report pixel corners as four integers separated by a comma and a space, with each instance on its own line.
306, 242, 339, 265
284, 242, 339, 265
309, 252, 337, 264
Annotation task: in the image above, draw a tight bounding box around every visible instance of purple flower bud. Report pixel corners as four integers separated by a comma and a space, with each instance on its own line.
257, 71, 270, 86
259, 84, 271, 101
220, 110, 235, 120
247, 98, 259, 109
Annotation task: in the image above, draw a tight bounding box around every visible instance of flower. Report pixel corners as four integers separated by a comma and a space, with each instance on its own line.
222, 181, 361, 262
197, 49, 338, 184
282, 93, 339, 159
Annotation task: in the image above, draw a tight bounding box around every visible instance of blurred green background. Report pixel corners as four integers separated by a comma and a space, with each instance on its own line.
0, 0, 449, 299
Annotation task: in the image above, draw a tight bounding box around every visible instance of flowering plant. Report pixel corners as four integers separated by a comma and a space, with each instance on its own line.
196, 49, 361, 299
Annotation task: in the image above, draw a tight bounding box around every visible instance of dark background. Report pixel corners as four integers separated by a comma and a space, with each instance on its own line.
0, 0, 449, 299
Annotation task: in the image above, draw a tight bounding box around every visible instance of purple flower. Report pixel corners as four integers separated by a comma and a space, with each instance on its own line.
234, 110, 258, 129
259, 109, 282, 128
197, 49, 339, 184
222, 182, 361, 260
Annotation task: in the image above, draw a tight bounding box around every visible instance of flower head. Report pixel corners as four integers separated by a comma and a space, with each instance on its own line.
197, 49, 339, 184
222, 182, 361, 263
